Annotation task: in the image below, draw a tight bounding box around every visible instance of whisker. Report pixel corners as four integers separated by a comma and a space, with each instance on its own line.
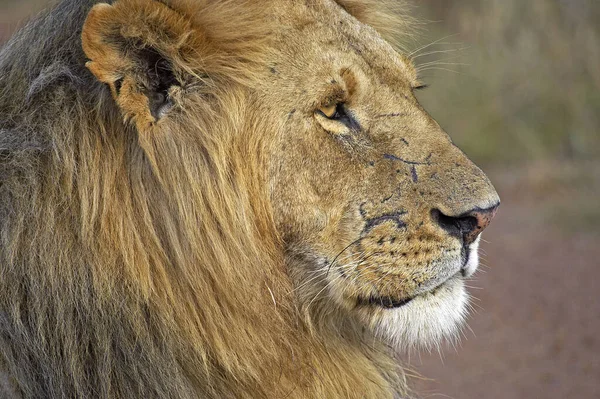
289, 250, 365, 295
411, 47, 470, 60
416, 55, 466, 66
306, 269, 348, 309
416, 62, 468, 71
465, 323, 476, 339
326, 237, 364, 276
408, 34, 460, 57
304, 251, 383, 308
417, 67, 462, 74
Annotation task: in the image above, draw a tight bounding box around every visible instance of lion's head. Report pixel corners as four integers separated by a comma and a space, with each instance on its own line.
265, 0, 500, 349
0, 0, 498, 397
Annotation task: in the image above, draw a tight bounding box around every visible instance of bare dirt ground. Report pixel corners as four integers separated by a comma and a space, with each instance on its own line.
412, 162, 600, 399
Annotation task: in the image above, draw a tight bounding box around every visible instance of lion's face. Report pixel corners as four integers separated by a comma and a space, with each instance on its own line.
265, 0, 500, 348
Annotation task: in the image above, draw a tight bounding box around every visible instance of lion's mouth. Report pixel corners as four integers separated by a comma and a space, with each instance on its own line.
356, 295, 414, 309
356, 272, 463, 310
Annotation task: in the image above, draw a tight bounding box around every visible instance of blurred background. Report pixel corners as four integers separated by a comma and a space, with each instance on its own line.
410, 1, 600, 398
1, 0, 599, 398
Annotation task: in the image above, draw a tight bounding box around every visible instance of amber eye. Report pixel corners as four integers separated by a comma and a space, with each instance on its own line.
315, 102, 360, 131
317, 103, 346, 120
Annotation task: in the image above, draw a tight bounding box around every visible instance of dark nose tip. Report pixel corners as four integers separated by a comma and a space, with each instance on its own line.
431, 204, 499, 245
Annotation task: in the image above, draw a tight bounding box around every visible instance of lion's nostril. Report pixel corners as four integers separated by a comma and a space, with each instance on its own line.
431, 209, 460, 237
431, 205, 499, 245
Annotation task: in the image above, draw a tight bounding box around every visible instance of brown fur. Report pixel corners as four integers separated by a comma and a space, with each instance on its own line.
0, 1, 498, 398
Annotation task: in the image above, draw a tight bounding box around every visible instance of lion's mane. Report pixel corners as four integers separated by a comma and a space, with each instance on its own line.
0, 1, 415, 398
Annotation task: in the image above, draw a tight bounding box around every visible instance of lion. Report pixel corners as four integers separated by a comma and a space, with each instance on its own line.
0, 0, 499, 398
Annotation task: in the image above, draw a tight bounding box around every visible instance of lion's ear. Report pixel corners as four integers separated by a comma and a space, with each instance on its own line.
82, 1, 200, 129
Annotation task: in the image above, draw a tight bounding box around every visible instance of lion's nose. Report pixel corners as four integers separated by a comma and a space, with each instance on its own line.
431, 204, 499, 245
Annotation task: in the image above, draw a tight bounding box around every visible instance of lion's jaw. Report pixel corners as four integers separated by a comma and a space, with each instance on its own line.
365, 235, 483, 351
372, 276, 469, 350
315, 234, 482, 350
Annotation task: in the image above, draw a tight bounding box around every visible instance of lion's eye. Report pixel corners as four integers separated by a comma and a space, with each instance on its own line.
319, 103, 337, 118
318, 103, 347, 122
315, 102, 360, 132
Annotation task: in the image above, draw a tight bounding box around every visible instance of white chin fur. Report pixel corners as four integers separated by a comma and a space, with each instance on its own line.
462, 235, 481, 278
371, 277, 469, 351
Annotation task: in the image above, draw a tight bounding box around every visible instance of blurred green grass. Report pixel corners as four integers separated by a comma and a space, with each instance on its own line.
413, 0, 600, 165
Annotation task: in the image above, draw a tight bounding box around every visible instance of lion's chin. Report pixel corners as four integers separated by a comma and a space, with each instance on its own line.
368, 276, 469, 351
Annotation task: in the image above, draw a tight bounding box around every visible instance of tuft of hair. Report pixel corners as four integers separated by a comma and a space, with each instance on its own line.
336, 0, 420, 52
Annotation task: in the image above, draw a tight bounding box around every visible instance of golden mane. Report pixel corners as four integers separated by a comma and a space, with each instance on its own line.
0, 1, 424, 398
